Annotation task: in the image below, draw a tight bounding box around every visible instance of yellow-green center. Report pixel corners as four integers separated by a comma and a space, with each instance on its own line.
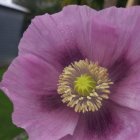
74, 74, 96, 96
57, 59, 113, 113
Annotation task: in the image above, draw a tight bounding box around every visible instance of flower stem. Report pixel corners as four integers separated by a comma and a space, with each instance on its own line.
126, 0, 136, 7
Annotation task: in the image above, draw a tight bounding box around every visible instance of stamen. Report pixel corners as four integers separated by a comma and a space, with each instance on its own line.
57, 59, 113, 113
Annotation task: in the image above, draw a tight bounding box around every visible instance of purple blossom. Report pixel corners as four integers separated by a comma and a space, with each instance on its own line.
1, 5, 140, 140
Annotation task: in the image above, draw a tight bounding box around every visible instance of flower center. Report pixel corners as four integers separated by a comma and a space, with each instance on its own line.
74, 74, 96, 96
57, 59, 113, 113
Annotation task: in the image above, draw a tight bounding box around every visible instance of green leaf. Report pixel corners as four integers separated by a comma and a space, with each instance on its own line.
13, 132, 28, 140
0, 66, 7, 80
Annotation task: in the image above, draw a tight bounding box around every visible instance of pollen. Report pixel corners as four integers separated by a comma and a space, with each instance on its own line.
57, 59, 113, 113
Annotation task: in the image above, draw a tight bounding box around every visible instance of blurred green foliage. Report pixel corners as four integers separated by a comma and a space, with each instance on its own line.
117, 0, 127, 7
13, 0, 104, 15
13, 0, 130, 16
61, 0, 104, 9
0, 67, 26, 140
0, 67, 7, 80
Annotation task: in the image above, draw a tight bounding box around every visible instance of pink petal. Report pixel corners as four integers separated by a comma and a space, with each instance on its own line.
19, 5, 97, 68
72, 103, 140, 140
0, 54, 58, 121
110, 104, 140, 140
18, 6, 120, 68
13, 105, 79, 140
95, 6, 140, 111
18, 6, 140, 69
91, 6, 140, 67
0, 54, 79, 140
110, 61, 140, 111
106, 6, 140, 63
17, 6, 121, 68
1, 54, 59, 98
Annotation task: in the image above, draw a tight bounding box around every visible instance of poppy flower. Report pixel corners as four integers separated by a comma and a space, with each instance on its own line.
1, 5, 140, 140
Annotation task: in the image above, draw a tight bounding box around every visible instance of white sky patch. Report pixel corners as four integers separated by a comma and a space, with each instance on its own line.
0, 0, 29, 12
